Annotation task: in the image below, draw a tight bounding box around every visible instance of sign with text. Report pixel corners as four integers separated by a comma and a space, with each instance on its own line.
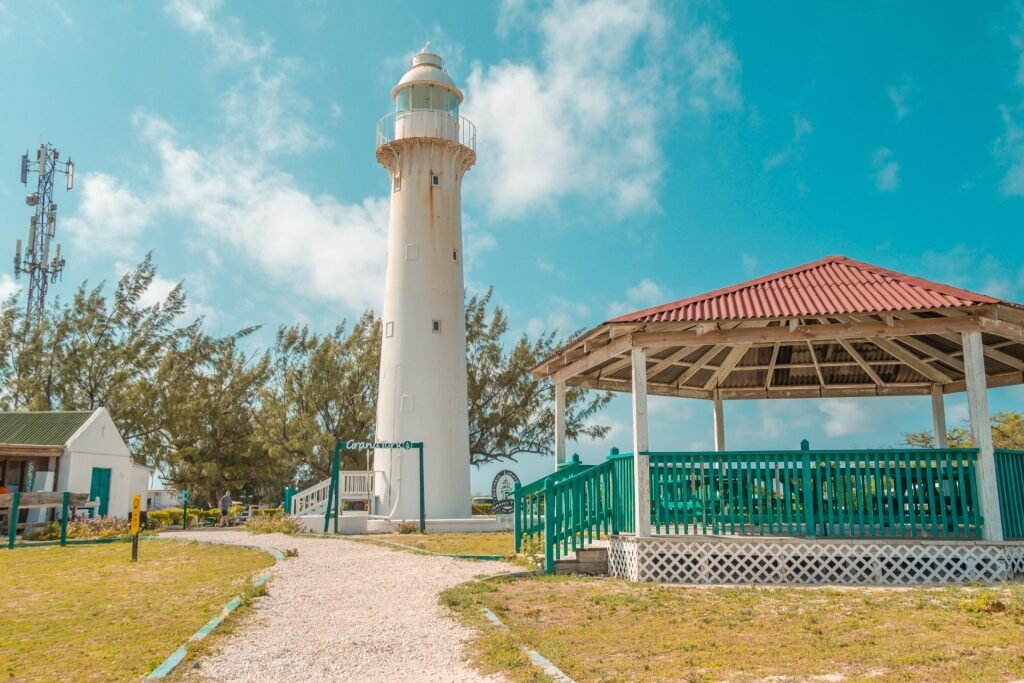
130, 495, 141, 535
489, 470, 519, 515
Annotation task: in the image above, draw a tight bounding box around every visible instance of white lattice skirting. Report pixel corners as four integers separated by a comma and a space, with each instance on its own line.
608, 535, 1024, 586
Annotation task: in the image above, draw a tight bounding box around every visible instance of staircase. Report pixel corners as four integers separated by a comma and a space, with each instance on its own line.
553, 546, 608, 575
289, 472, 379, 516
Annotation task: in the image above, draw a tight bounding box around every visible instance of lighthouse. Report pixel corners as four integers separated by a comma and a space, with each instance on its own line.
373, 46, 476, 521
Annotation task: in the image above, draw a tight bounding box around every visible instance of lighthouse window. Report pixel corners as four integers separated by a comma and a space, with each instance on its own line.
393, 175, 401, 192
385, 321, 394, 338
452, 250, 458, 261
432, 319, 441, 333
432, 174, 440, 186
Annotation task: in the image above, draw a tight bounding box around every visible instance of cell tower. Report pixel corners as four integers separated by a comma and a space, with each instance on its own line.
13, 144, 74, 319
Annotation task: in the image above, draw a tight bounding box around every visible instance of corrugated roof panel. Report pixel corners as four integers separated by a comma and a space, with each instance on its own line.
609, 256, 1006, 324
0, 411, 94, 446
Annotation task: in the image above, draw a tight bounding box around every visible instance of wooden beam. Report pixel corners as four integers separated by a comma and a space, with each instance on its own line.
765, 342, 780, 389
931, 384, 947, 448
836, 339, 886, 386
553, 382, 566, 472
870, 337, 954, 384
633, 315, 983, 349
676, 344, 725, 388
963, 330, 1003, 541
979, 317, 1024, 343
713, 390, 725, 452
644, 347, 694, 379
703, 344, 751, 391
806, 341, 826, 386
899, 336, 966, 373
941, 370, 1024, 393
543, 333, 633, 382
631, 347, 651, 538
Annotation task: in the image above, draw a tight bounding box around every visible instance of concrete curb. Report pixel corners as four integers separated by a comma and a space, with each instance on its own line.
479, 606, 575, 682
145, 538, 285, 680
350, 536, 507, 561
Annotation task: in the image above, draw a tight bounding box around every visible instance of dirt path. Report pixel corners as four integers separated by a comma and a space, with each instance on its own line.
172, 530, 514, 682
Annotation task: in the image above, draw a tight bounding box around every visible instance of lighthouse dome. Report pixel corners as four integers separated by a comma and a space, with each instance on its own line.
391, 44, 464, 106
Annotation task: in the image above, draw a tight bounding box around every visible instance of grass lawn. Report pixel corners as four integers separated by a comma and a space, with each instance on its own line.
363, 532, 516, 557
443, 575, 1024, 682
0, 539, 274, 682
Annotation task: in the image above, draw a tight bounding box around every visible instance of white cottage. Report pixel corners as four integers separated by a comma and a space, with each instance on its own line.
0, 408, 151, 519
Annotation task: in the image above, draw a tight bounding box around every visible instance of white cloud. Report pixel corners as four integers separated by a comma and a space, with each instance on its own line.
995, 104, 1024, 196
887, 77, 911, 120
741, 254, 758, 275
607, 277, 666, 317
871, 147, 900, 192
465, 0, 740, 219
65, 1, 391, 312
525, 296, 591, 337
996, 7, 1024, 195
763, 114, 812, 171
64, 173, 153, 257
0, 273, 20, 301
165, 0, 269, 66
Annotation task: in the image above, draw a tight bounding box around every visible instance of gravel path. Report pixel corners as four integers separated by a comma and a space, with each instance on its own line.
172, 529, 516, 682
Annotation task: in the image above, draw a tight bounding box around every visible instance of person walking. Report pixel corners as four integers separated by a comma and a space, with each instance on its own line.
218, 490, 232, 527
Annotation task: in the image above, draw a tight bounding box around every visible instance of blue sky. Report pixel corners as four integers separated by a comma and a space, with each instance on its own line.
1, 1, 1022, 492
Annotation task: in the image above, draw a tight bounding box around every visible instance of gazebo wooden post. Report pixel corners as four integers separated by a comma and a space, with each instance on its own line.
930, 384, 947, 448
713, 389, 725, 452
962, 330, 1003, 541
554, 381, 566, 472
631, 346, 651, 538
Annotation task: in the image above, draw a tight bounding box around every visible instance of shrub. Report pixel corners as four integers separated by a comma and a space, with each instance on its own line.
22, 516, 152, 541
396, 521, 420, 534
245, 515, 303, 535
251, 508, 284, 519
471, 503, 491, 515
515, 533, 544, 569
960, 591, 1008, 614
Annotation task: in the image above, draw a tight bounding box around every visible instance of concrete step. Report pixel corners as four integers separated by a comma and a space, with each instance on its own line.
553, 546, 609, 576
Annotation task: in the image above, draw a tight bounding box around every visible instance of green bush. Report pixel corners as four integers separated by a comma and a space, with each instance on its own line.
245, 515, 303, 534
21, 516, 156, 541
471, 503, 491, 515
251, 508, 284, 519
396, 521, 419, 534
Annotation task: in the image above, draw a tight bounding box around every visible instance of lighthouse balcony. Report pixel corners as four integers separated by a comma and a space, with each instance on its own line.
376, 110, 477, 152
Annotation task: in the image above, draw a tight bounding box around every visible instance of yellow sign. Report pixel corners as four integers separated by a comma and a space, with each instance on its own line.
130, 494, 141, 535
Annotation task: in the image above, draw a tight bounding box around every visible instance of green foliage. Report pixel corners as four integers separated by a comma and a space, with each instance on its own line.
516, 534, 544, 569
960, 591, 1008, 615
254, 313, 380, 487
396, 521, 420, 534
904, 411, 1024, 450
466, 288, 612, 466
21, 516, 149, 541
244, 514, 303, 534
0, 256, 612, 509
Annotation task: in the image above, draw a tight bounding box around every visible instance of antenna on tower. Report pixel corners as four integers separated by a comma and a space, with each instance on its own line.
13, 143, 73, 320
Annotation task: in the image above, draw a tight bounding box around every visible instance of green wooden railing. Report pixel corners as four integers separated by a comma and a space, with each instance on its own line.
995, 449, 1024, 539
515, 444, 993, 573
649, 445, 983, 540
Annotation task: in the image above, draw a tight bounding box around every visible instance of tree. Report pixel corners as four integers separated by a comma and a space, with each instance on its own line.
903, 411, 1024, 450
157, 330, 276, 507
255, 313, 380, 488
466, 289, 612, 466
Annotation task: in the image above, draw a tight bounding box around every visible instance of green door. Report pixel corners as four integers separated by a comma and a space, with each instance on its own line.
89, 467, 112, 517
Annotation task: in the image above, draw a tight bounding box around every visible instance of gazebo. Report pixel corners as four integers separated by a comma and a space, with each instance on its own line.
518, 256, 1024, 584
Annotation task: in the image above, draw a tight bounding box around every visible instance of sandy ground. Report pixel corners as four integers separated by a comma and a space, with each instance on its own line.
172, 529, 516, 682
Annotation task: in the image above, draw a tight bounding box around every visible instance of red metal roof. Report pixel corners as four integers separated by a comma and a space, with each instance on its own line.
609, 255, 1003, 324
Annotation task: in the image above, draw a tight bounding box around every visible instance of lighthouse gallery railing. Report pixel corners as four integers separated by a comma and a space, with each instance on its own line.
376, 110, 477, 153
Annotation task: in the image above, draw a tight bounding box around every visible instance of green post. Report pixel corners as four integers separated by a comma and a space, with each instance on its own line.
182, 490, 189, 530
418, 443, 425, 533
60, 492, 69, 546
801, 439, 815, 539
608, 447, 620, 534
7, 490, 19, 549
543, 477, 555, 573
324, 443, 341, 533
513, 480, 522, 553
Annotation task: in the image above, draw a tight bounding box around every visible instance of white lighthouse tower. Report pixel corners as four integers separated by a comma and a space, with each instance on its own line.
373, 46, 476, 521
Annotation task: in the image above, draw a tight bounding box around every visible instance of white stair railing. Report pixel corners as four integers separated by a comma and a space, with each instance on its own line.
290, 478, 332, 516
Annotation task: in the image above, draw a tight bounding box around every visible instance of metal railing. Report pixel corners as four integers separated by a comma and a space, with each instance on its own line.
376, 110, 476, 152
515, 445, 988, 573
995, 449, 1024, 539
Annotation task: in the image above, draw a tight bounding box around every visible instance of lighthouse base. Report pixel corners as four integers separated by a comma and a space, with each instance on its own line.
297, 512, 512, 535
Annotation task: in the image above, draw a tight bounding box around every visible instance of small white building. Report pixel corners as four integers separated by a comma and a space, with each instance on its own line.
0, 408, 151, 519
